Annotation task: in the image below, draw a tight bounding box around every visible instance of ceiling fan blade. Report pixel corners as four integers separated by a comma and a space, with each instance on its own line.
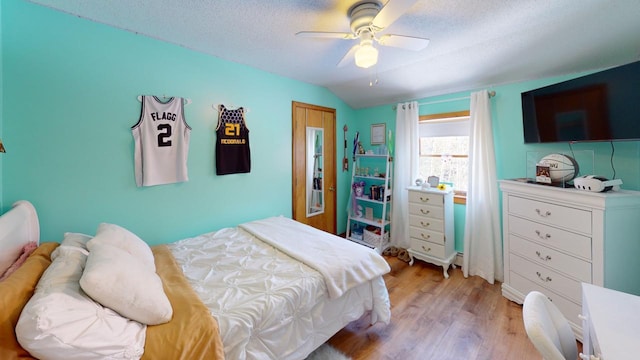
295, 31, 356, 40
378, 34, 430, 51
371, 0, 419, 30
337, 45, 359, 67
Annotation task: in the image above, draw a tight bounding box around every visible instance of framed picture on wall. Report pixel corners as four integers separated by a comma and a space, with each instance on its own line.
371, 123, 386, 145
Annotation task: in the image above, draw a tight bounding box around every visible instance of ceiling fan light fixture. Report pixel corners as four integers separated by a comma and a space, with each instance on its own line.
355, 41, 378, 68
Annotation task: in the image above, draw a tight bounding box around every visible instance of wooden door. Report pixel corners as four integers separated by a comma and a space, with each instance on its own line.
292, 101, 336, 234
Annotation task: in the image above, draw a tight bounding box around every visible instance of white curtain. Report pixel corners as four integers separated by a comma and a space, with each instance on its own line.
463, 90, 503, 283
391, 101, 419, 249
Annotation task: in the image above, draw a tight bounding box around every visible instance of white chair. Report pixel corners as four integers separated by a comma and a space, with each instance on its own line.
522, 291, 578, 360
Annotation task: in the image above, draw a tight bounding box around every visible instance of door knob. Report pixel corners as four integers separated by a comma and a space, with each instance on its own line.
329, 186, 335, 191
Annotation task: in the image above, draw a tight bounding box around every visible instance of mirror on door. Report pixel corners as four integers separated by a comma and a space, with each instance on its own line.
306, 127, 324, 217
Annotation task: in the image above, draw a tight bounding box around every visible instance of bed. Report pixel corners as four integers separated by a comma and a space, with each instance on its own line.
0, 200, 391, 360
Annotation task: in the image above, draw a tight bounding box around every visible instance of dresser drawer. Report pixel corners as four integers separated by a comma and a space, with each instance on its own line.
409, 191, 444, 206
510, 234, 592, 282
409, 203, 444, 220
510, 272, 582, 327
410, 238, 446, 258
508, 196, 592, 234
409, 214, 444, 232
409, 226, 445, 245
508, 215, 592, 260
510, 253, 582, 303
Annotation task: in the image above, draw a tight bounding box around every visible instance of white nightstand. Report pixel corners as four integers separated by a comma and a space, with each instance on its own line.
406, 186, 456, 278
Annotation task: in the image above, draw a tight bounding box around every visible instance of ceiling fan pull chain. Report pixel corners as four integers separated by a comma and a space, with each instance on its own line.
369, 67, 379, 87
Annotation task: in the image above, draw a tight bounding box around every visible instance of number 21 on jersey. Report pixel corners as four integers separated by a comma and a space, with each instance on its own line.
225, 123, 240, 137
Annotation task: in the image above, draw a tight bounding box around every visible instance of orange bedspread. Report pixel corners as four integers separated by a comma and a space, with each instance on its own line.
0, 242, 58, 360
145, 245, 225, 360
0, 243, 224, 360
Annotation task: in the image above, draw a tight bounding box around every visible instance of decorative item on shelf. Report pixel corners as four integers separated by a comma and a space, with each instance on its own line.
365, 207, 373, 220
535, 163, 552, 184
415, 178, 424, 187
573, 175, 622, 192
358, 141, 366, 154
352, 181, 365, 197
369, 185, 378, 200
371, 186, 385, 201
539, 153, 579, 183
351, 222, 363, 240
437, 183, 447, 191
427, 176, 439, 188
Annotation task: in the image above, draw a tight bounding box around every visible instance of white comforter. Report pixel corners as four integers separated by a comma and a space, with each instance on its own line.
168, 218, 391, 360
239, 216, 391, 299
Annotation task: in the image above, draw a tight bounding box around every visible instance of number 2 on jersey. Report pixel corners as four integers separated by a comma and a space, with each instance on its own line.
157, 124, 172, 147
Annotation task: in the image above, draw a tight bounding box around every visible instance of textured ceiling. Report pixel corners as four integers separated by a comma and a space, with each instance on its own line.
27, 0, 640, 109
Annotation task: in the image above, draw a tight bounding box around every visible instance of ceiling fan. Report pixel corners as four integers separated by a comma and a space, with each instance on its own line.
296, 0, 430, 69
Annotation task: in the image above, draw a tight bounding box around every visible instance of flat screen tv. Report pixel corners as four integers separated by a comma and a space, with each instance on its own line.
522, 60, 640, 143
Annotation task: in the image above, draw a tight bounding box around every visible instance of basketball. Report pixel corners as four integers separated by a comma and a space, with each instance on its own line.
539, 153, 579, 182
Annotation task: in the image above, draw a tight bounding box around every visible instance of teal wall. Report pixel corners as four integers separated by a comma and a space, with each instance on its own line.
1, 1, 355, 244
2, 1, 639, 249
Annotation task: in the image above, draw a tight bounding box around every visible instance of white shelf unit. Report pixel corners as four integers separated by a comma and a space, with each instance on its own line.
346, 153, 392, 254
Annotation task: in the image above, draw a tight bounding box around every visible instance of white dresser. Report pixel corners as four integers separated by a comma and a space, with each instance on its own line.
499, 180, 640, 340
407, 186, 456, 278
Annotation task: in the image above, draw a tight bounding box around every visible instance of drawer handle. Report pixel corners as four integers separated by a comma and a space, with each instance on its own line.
535, 230, 551, 240
536, 271, 552, 282
421, 246, 432, 253
420, 196, 430, 202
420, 209, 430, 215
420, 233, 431, 240
535, 251, 551, 261
420, 221, 431, 227
535, 209, 552, 217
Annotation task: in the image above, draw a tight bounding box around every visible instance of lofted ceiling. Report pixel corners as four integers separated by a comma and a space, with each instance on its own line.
27, 0, 640, 109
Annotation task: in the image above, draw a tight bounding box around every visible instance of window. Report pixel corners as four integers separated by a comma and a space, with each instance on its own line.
418, 111, 470, 204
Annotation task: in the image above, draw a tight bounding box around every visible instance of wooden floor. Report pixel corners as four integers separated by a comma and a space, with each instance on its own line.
327, 255, 582, 360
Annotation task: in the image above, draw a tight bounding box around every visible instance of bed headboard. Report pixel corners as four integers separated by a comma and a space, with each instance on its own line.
0, 200, 40, 275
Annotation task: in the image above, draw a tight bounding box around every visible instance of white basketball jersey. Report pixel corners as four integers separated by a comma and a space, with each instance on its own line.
132, 96, 191, 187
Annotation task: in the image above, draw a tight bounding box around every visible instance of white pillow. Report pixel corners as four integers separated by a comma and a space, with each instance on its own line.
80, 242, 173, 325
16, 242, 146, 360
61, 232, 92, 250
87, 223, 155, 270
